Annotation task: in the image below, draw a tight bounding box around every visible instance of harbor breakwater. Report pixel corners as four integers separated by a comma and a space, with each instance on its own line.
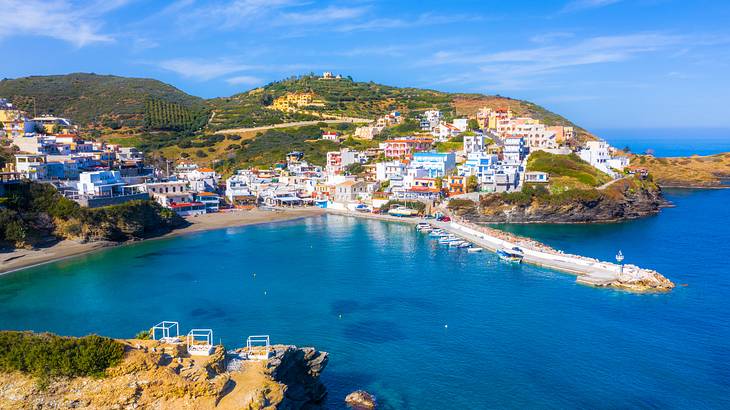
324, 209, 674, 292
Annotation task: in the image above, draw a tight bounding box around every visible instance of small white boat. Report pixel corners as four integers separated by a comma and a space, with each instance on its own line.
416, 222, 430, 230
457, 242, 472, 248
467, 247, 483, 253
448, 240, 464, 247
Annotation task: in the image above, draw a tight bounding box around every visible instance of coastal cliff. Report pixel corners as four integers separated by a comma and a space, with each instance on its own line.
450, 177, 667, 224
0, 336, 328, 409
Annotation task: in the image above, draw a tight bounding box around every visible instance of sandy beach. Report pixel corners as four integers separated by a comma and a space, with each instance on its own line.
0, 208, 324, 275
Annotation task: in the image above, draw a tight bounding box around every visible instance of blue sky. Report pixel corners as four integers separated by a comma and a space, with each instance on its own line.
1, 0, 730, 130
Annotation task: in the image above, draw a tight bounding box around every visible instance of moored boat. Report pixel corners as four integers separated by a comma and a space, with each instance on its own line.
497, 247, 524, 263
467, 247, 483, 253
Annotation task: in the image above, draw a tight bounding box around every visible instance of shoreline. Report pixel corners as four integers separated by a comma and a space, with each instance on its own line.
0, 208, 324, 276
323, 209, 674, 293
1, 206, 674, 293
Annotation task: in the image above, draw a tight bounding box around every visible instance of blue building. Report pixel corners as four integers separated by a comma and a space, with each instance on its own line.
411, 152, 456, 178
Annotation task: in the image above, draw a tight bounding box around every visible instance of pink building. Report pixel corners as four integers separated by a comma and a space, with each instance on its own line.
382, 138, 433, 159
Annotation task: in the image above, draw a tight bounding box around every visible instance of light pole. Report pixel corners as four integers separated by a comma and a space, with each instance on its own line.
616, 250, 625, 279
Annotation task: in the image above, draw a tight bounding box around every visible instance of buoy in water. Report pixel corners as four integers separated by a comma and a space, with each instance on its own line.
444, 324, 448, 329
338, 314, 342, 319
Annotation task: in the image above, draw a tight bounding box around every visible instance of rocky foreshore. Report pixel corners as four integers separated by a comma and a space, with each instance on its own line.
455, 178, 669, 224
0, 338, 328, 409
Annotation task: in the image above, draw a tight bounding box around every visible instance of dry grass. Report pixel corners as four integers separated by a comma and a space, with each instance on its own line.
632, 152, 730, 187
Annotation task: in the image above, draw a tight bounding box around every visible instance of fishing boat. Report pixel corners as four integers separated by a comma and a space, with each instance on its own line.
497, 247, 524, 263
467, 247, 483, 253
448, 240, 465, 247
457, 242, 472, 248
388, 206, 418, 217
430, 230, 447, 237
416, 222, 430, 230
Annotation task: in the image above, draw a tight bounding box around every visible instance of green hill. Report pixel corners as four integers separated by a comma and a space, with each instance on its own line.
0, 73, 594, 151
0, 73, 206, 128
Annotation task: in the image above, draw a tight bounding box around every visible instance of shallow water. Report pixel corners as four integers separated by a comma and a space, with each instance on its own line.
1, 188, 729, 409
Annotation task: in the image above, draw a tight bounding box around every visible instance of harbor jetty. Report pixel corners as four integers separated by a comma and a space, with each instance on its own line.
325, 209, 674, 292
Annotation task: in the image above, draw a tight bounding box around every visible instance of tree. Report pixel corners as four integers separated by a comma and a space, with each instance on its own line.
466, 175, 479, 193
435, 177, 443, 191
467, 119, 480, 131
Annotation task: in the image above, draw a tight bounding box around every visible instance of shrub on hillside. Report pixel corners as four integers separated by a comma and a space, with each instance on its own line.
0, 331, 125, 381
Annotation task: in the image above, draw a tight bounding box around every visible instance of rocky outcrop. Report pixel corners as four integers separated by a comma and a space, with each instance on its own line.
0, 339, 328, 410
345, 390, 377, 409
267, 346, 329, 409
456, 178, 668, 224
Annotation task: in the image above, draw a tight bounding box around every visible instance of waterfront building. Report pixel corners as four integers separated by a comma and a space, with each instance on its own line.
446, 175, 466, 195
141, 181, 192, 207
334, 180, 368, 203
169, 202, 206, 216
225, 171, 257, 206
322, 131, 339, 141
411, 152, 456, 178
193, 192, 220, 213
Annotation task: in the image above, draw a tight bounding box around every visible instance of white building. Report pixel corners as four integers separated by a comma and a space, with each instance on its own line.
463, 134, 485, 156
453, 118, 469, 132
578, 140, 614, 176
503, 137, 526, 164
420, 110, 441, 131
375, 161, 406, 182
77, 170, 127, 197
225, 171, 257, 205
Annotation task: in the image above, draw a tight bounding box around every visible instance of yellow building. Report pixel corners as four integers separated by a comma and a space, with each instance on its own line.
0, 107, 34, 138
271, 92, 324, 111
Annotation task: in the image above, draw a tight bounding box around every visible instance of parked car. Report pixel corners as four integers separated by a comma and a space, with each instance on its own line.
437, 216, 451, 222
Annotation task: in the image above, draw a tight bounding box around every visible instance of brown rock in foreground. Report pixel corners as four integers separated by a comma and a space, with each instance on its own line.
0, 339, 328, 409
345, 390, 377, 409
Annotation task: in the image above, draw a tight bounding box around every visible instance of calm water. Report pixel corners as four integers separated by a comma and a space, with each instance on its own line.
1, 189, 729, 409
596, 127, 730, 157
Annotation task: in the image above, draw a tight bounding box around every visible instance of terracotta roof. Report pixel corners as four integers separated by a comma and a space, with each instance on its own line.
198, 167, 214, 172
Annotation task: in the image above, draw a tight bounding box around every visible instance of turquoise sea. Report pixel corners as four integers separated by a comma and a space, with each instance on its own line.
1, 133, 729, 408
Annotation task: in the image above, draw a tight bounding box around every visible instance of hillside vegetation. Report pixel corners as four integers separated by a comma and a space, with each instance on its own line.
0, 182, 186, 249
2, 73, 596, 158
0, 331, 124, 382
0, 73, 205, 128
526, 151, 612, 192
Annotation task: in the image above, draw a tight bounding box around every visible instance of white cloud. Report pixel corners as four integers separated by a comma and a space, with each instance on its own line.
562, 0, 623, 13
0, 0, 131, 47
157, 59, 256, 81
530, 32, 575, 44
426, 33, 689, 90
226, 75, 263, 86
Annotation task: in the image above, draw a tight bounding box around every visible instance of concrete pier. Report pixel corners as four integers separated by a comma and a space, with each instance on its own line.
323, 209, 674, 292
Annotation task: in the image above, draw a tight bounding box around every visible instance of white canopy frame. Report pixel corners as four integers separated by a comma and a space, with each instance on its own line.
151, 321, 180, 343
187, 329, 214, 356
245, 335, 271, 360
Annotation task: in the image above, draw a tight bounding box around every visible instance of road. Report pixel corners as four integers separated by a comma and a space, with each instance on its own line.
213, 117, 373, 135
